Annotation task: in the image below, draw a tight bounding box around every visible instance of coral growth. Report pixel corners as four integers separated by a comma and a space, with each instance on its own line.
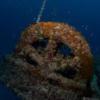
16, 22, 93, 80
0, 22, 94, 100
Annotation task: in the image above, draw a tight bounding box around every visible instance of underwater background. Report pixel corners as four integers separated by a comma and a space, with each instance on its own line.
0, 0, 100, 99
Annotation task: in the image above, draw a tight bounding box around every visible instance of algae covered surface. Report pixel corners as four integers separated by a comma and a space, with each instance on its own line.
0, 22, 99, 100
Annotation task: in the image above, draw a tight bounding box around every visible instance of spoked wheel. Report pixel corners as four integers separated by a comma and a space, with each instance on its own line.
16, 22, 93, 91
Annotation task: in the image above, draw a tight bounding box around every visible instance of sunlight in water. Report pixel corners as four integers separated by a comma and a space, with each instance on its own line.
36, 0, 48, 23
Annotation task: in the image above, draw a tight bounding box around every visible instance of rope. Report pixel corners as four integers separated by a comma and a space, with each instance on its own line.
36, 0, 47, 23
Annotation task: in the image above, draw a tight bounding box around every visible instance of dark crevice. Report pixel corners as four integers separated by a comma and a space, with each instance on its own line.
56, 42, 72, 57
32, 38, 48, 49
55, 67, 77, 79
48, 78, 60, 86
25, 56, 38, 66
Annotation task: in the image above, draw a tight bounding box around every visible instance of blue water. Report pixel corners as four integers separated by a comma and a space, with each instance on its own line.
0, 0, 100, 99
0, 83, 20, 100
0, 0, 100, 57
